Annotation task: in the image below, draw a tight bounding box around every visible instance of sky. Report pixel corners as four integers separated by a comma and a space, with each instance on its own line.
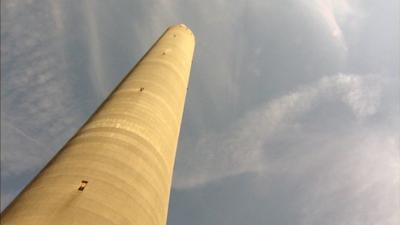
1, 0, 399, 224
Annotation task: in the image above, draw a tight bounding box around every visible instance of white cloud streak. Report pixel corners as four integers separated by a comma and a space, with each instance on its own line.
83, 0, 108, 98
2, 1, 397, 222
1, 0, 84, 177
174, 72, 398, 224
3, 122, 44, 149
302, 0, 361, 50
1, 121, 47, 177
174, 73, 384, 188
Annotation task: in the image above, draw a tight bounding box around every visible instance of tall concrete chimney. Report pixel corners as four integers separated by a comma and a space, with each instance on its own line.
1, 24, 195, 225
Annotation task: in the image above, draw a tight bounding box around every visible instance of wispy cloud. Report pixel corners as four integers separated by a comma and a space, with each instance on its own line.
174, 73, 384, 188
173, 73, 398, 224
3, 122, 44, 149
302, 0, 361, 50
1, 0, 85, 177
2, 1, 397, 222
1, 121, 47, 177
1, 0, 90, 210
83, 0, 108, 98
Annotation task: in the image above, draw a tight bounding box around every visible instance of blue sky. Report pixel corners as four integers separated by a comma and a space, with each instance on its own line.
1, 0, 399, 224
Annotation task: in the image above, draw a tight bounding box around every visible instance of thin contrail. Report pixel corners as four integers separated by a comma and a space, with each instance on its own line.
4, 121, 45, 148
